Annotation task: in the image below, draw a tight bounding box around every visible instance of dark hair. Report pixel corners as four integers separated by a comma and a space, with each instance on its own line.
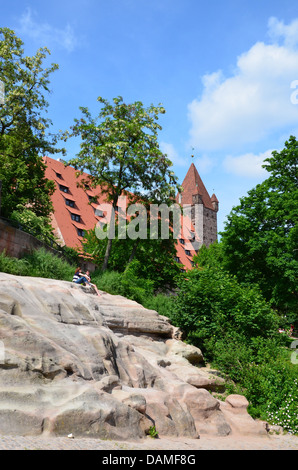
75, 267, 81, 274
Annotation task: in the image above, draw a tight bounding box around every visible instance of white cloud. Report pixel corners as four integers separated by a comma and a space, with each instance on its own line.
188, 17, 298, 152
17, 7, 78, 52
223, 149, 273, 177
193, 154, 215, 174
268, 17, 298, 48
160, 142, 215, 174
160, 142, 188, 167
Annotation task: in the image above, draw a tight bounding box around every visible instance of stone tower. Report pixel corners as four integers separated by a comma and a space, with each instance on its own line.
177, 163, 219, 248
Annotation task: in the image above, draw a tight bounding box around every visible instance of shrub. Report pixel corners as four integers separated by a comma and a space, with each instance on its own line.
24, 248, 74, 280
143, 293, 174, 318
92, 260, 155, 305
0, 248, 74, 281
244, 347, 298, 434
168, 265, 279, 356
0, 250, 31, 276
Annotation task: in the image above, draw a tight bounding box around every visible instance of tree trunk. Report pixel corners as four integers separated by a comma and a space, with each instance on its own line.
128, 239, 140, 263
101, 202, 116, 271
102, 237, 113, 271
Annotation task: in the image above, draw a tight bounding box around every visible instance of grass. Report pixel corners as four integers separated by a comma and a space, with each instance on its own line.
0, 248, 75, 281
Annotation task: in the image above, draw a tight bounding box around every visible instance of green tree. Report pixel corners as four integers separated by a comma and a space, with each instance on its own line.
65, 96, 181, 270
11, 204, 55, 242
220, 136, 298, 324
168, 264, 279, 358
82, 222, 180, 289
0, 28, 59, 219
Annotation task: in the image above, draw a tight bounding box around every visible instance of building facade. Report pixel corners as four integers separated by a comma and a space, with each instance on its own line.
44, 157, 218, 271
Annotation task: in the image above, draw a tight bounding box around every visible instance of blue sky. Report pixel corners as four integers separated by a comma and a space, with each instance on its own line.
2, 0, 298, 233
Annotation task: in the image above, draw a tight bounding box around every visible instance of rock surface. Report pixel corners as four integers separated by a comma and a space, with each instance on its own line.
0, 273, 266, 440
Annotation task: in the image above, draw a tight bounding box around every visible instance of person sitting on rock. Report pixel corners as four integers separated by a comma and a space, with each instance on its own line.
72, 267, 82, 283
73, 268, 101, 296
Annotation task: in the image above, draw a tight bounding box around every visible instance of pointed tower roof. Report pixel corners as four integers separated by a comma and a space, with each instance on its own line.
211, 193, 219, 203
177, 163, 215, 210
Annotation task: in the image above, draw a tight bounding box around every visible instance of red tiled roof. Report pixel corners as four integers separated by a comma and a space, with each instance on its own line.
44, 156, 108, 249
44, 156, 203, 271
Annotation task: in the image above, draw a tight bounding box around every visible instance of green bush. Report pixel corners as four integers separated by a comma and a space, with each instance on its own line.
92, 260, 155, 305
209, 334, 298, 433
0, 248, 74, 280
245, 349, 298, 434
25, 248, 75, 280
168, 265, 279, 354
143, 293, 174, 318
166, 263, 298, 434
0, 250, 31, 276
92, 270, 124, 295
11, 205, 55, 244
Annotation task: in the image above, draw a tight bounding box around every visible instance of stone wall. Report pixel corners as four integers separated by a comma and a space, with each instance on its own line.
191, 202, 218, 248
0, 217, 60, 259
203, 206, 218, 247
0, 217, 97, 272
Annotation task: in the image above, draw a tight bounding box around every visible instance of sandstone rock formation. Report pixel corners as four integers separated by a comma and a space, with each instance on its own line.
0, 273, 266, 440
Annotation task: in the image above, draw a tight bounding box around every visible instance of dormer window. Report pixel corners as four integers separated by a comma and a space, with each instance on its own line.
59, 184, 68, 193
179, 238, 185, 245
174, 256, 181, 263
65, 199, 75, 208
77, 228, 85, 237
71, 213, 80, 222
185, 249, 191, 256
55, 172, 62, 179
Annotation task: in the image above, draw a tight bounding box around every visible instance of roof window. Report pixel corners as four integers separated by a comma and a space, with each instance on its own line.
65, 199, 75, 208
59, 184, 68, 193
71, 213, 80, 222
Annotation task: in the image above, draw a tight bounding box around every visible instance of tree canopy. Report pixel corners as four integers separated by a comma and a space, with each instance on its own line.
65, 96, 181, 270
0, 28, 59, 220
220, 136, 298, 321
